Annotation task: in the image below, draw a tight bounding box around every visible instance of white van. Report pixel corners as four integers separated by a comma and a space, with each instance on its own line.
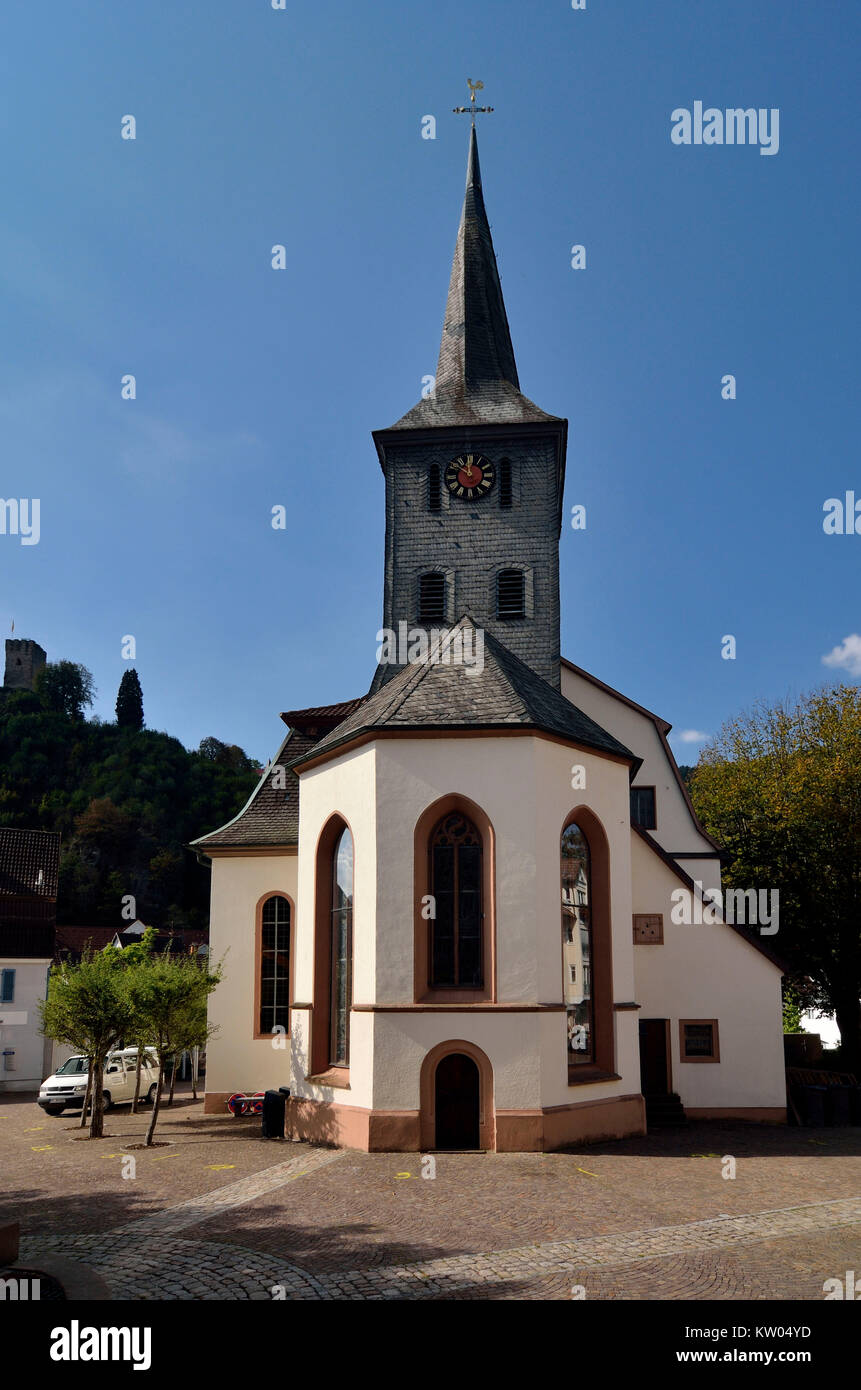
38, 1048, 159, 1115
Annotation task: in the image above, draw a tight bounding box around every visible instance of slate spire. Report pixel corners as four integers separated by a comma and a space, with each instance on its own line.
435, 123, 520, 397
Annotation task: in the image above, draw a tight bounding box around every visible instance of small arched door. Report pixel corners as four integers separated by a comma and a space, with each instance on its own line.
434, 1052, 480, 1150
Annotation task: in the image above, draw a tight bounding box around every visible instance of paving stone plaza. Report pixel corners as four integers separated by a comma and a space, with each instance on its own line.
3, 1093, 859, 1301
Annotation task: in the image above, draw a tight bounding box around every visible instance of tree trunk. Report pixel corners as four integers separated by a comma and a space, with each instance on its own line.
79, 1061, 93, 1129
834, 993, 861, 1076
191, 1047, 198, 1101
145, 1060, 164, 1147
131, 1048, 143, 1114
168, 1053, 178, 1106
90, 1056, 105, 1139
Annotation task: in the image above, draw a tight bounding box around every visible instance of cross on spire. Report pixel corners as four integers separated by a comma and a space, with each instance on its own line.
453, 78, 494, 125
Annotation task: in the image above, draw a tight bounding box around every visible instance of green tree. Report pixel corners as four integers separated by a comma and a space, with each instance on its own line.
116, 926, 158, 1111
116, 669, 144, 731
0, 671, 259, 929
690, 685, 861, 1074
782, 984, 806, 1035
35, 661, 96, 720
39, 946, 131, 1139
130, 953, 222, 1146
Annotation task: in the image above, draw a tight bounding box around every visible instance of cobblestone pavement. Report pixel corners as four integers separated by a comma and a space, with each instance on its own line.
5, 1094, 860, 1300
21, 1197, 861, 1301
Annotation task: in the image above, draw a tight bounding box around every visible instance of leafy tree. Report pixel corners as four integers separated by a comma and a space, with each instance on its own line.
129, 953, 222, 1146
0, 685, 259, 931
690, 685, 861, 1074
116, 669, 144, 731
115, 927, 158, 1111
35, 661, 95, 720
782, 984, 806, 1035
39, 947, 131, 1138
198, 736, 257, 770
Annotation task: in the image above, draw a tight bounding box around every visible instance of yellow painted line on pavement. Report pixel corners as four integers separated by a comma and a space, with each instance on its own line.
576, 1167, 599, 1177
152, 1153, 181, 1161
205, 1164, 236, 1171
31, 1145, 54, 1152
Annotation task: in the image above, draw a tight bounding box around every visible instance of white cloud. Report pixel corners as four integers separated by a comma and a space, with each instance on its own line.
822, 634, 861, 678
677, 729, 709, 744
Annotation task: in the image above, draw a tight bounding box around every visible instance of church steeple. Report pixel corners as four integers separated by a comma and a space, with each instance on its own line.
383, 119, 560, 430
435, 123, 520, 399
372, 96, 568, 692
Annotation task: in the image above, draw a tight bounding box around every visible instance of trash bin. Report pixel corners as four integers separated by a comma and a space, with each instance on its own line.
797, 1084, 827, 1126
825, 1086, 851, 1126
262, 1087, 290, 1139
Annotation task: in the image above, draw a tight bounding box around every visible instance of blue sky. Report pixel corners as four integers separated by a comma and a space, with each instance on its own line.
1, 1, 859, 763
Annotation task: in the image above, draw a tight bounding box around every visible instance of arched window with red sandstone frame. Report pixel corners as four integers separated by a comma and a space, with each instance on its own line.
429, 811, 483, 989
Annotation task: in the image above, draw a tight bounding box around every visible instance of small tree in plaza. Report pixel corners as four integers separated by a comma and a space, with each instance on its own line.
116, 927, 158, 1112
39, 947, 131, 1139
131, 953, 222, 1146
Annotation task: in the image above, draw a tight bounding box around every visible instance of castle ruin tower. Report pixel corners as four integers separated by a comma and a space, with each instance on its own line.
4, 639, 47, 692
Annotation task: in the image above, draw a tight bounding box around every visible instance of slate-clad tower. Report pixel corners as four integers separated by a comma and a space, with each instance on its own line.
372, 126, 568, 689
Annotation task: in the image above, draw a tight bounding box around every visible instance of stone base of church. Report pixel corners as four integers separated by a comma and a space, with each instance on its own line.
497, 1093, 646, 1150
201, 1092, 784, 1141
278, 1091, 646, 1153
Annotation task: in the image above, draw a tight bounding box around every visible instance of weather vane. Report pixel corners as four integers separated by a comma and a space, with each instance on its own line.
453, 78, 494, 125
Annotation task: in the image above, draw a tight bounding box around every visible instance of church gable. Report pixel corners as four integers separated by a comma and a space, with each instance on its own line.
561, 658, 721, 864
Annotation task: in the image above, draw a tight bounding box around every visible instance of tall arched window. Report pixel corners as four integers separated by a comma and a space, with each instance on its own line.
330, 826, 354, 1066
561, 823, 594, 1065
429, 812, 483, 987
259, 895, 290, 1036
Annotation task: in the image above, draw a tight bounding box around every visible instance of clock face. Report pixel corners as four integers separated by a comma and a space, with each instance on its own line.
444, 453, 495, 500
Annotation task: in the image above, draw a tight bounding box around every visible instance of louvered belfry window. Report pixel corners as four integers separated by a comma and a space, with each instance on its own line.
497, 569, 525, 618
419, 572, 446, 622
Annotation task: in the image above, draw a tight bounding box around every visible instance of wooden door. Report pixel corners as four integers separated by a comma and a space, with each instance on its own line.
435, 1052, 480, 1149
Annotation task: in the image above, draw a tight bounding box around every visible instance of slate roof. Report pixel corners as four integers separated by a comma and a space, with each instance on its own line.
191, 730, 310, 851
384, 125, 562, 432
0, 827, 60, 898
193, 626, 636, 854
293, 620, 637, 773
192, 701, 363, 852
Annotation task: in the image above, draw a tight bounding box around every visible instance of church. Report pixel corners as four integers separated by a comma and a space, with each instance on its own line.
194, 119, 786, 1151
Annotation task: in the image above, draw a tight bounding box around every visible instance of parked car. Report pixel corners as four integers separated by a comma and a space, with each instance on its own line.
37, 1048, 159, 1115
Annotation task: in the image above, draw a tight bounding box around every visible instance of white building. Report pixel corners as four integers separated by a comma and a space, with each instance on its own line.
0, 827, 58, 1092
194, 126, 786, 1150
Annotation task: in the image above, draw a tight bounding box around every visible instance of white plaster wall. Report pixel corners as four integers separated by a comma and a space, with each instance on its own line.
206, 854, 297, 1098
368, 734, 640, 1111
631, 832, 785, 1108
0, 959, 51, 1090
561, 664, 717, 874
291, 745, 377, 1110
